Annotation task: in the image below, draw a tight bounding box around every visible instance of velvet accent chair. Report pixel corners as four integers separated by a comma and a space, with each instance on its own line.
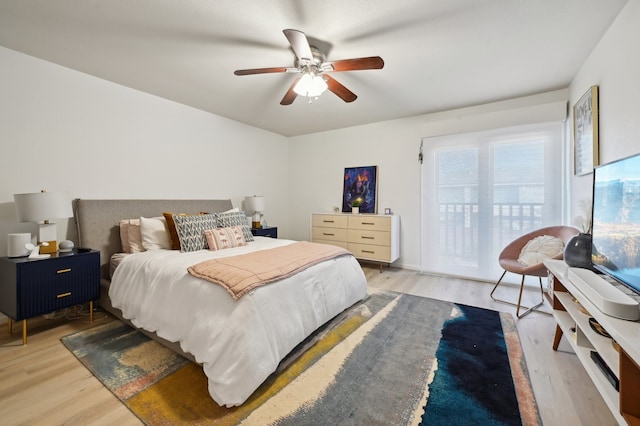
490, 226, 580, 318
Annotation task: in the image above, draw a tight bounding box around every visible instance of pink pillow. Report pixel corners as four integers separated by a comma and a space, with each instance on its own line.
204, 226, 247, 251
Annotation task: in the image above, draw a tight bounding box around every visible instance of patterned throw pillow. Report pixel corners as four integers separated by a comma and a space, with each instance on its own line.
163, 212, 207, 250
173, 213, 218, 252
204, 226, 247, 251
216, 211, 254, 242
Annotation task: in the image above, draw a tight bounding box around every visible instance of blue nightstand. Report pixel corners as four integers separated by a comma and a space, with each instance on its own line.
251, 226, 278, 238
0, 249, 100, 344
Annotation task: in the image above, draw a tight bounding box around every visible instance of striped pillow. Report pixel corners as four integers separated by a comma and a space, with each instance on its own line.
204, 226, 247, 251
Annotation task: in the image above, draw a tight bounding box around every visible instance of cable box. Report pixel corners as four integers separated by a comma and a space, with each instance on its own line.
590, 351, 619, 391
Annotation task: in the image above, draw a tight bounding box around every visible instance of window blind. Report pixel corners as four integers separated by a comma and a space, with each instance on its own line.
420, 121, 564, 283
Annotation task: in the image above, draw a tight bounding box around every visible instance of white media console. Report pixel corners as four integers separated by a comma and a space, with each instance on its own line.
544, 259, 640, 425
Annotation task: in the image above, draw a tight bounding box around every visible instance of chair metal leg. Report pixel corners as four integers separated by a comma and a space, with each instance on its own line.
490, 271, 550, 318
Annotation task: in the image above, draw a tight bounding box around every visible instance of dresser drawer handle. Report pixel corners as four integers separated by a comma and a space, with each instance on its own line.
361, 236, 375, 240
361, 222, 375, 226
57, 268, 72, 274
323, 233, 335, 236
322, 220, 335, 223
57, 292, 72, 299
362, 250, 375, 254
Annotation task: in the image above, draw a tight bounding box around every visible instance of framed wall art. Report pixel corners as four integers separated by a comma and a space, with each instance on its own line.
342, 166, 378, 213
573, 86, 599, 176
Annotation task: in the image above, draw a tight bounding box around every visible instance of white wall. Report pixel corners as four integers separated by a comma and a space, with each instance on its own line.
0, 46, 290, 256
568, 0, 640, 215
288, 91, 569, 270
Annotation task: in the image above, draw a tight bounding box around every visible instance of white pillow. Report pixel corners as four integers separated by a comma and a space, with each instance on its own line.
140, 216, 171, 250
518, 235, 564, 266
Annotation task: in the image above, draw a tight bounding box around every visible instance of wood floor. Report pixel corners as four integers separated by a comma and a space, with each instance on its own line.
0, 266, 617, 425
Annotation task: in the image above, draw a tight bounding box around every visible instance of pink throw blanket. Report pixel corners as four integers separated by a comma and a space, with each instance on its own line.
187, 241, 351, 300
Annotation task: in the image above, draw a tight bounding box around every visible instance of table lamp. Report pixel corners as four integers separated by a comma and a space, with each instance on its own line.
14, 190, 73, 254
245, 195, 265, 228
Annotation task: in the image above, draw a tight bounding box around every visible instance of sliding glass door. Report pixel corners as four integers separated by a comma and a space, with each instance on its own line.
420, 122, 564, 283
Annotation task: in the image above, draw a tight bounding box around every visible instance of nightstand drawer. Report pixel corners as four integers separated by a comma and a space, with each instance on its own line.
251, 226, 278, 238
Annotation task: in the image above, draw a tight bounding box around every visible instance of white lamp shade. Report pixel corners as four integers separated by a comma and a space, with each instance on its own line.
245, 196, 265, 213
14, 192, 73, 222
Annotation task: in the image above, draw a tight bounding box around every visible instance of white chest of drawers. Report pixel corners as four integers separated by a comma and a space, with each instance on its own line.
311, 213, 400, 267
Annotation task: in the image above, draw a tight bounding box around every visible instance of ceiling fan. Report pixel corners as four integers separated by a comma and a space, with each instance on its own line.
234, 29, 384, 105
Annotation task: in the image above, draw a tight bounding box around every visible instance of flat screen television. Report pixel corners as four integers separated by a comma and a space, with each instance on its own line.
591, 152, 640, 296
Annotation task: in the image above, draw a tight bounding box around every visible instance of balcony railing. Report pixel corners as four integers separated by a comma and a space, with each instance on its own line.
439, 203, 543, 259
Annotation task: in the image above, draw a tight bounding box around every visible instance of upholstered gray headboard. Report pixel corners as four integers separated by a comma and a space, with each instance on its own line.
73, 199, 234, 279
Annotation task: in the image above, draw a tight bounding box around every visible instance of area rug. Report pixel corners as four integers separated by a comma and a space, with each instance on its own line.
61, 291, 541, 425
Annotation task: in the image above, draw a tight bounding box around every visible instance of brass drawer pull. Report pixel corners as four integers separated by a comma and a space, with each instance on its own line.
57, 268, 72, 274
57, 292, 72, 299
323, 233, 335, 236
362, 250, 375, 254
323, 220, 335, 223
361, 236, 375, 240
361, 222, 375, 225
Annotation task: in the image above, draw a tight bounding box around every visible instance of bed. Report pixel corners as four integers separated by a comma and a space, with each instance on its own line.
73, 199, 368, 407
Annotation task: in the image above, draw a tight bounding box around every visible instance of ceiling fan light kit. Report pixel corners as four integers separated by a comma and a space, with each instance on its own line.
234, 29, 384, 105
293, 73, 327, 98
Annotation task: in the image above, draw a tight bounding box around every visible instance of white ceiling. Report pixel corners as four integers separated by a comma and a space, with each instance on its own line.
0, 0, 629, 137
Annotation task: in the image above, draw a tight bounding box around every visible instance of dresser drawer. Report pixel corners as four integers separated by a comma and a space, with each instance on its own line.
347, 215, 391, 231
313, 240, 349, 250
347, 229, 391, 246
312, 226, 348, 242
348, 243, 392, 262
312, 214, 348, 229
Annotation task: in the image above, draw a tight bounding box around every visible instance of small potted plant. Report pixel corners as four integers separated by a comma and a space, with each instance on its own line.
351, 198, 362, 214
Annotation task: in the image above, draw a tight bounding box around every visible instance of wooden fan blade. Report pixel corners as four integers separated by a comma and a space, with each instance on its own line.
283, 29, 313, 62
234, 67, 291, 76
325, 75, 357, 103
280, 77, 301, 105
326, 56, 384, 72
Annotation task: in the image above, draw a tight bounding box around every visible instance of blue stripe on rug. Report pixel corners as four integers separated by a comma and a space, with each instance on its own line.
421, 304, 522, 426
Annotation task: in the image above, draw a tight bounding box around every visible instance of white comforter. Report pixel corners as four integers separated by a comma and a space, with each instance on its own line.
109, 237, 368, 407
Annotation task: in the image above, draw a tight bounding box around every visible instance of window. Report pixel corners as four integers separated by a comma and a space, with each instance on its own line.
421, 122, 564, 282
